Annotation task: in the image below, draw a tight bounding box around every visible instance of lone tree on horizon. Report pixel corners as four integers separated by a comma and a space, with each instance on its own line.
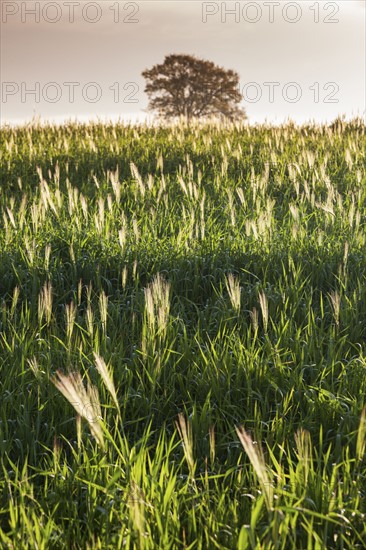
142, 54, 246, 121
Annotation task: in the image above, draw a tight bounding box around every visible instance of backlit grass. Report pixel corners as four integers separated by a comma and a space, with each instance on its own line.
0, 117, 365, 548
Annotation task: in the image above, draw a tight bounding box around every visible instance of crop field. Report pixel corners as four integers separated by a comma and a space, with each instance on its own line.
0, 118, 365, 549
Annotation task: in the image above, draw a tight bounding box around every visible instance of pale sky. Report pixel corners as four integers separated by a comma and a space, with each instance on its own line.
0, 0, 365, 125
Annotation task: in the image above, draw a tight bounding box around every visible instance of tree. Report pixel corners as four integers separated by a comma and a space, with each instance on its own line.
142, 54, 246, 121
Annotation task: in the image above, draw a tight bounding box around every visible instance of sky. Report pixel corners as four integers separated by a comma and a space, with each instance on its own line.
1, 0, 365, 125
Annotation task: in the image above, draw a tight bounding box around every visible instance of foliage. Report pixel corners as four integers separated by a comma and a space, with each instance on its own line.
142, 54, 246, 121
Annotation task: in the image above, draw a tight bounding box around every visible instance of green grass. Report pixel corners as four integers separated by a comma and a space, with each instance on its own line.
0, 116, 365, 549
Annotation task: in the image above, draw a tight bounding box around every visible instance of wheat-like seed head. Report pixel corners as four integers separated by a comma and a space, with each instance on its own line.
65, 300, 76, 341
93, 352, 120, 414
236, 426, 273, 511
258, 291, 269, 333
38, 281, 53, 325
144, 273, 171, 334
329, 290, 341, 327
52, 370, 105, 449
294, 428, 313, 486
225, 273, 241, 313
99, 291, 108, 334
176, 413, 195, 476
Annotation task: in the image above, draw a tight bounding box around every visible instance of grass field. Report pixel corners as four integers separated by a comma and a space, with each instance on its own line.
0, 117, 365, 549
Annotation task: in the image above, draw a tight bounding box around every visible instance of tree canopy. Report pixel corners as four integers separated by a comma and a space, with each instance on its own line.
142, 54, 246, 121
